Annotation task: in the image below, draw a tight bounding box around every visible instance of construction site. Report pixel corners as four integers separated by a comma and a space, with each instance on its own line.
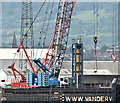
0, 0, 120, 103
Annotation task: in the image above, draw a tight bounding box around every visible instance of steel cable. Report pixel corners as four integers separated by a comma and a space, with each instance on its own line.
12, 1, 46, 65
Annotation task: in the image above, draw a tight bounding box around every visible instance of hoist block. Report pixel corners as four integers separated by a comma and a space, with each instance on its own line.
94, 37, 98, 44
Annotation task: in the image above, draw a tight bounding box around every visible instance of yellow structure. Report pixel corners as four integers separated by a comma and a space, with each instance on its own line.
76, 48, 80, 76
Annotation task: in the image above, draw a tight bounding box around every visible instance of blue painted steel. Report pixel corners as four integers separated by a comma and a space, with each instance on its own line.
75, 43, 77, 88
49, 77, 59, 85
51, 59, 58, 73
41, 73, 43, 86
81, 43, 83, 88
37, 73, 42, 86
37, 73, 44, 86
72, 44, 74, 88
47, 57, 52, 68
33, 58, 51, 73
27, 73, 35, 86
29, 72, 59, 86
33, 58, 60, 86
72, 42, 83, 88
33, 60, 46, 73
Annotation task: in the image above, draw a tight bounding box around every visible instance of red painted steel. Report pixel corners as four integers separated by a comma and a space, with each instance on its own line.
36, 0, 76, 74
20, 81, 28, 88
11, 63, 26, 79
17, 41, 37, 77
11, 78, 20, 88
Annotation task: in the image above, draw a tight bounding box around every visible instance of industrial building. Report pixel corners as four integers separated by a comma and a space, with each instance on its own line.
0, 48, 118, 87
1, 0, 120, 102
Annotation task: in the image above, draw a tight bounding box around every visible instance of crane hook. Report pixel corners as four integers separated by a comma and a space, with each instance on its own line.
94, 36, 98, 44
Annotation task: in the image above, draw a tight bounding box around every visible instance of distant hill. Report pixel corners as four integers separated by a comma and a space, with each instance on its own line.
1, 2, 118, 49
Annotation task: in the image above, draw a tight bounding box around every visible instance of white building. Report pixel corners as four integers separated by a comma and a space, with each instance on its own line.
0, 48, 119, 86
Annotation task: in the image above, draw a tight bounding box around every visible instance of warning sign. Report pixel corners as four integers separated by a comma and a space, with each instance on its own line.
112, 54, 116, 62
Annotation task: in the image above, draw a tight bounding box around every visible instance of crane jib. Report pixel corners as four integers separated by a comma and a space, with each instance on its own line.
40, 0, 76, 78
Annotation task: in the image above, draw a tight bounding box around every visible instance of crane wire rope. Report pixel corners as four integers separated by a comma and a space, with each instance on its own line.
43, 1, 55, 48
42, 1, 55, 57
39, 1, 50, 57
114, 3, 116, 54
112, 3, 114, 54
21, 1, 46, 42
12, 1, 46, 65
38, 2, 49, 47
35, 1, 55, 58
112, 2, 117, 62
93, 1, 98, 73
112, 2, 115, 54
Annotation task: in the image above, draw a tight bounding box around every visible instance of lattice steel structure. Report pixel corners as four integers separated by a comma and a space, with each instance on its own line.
42, 0, 76, 78
19, 1, 34, 72
52, 1, 76, 77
